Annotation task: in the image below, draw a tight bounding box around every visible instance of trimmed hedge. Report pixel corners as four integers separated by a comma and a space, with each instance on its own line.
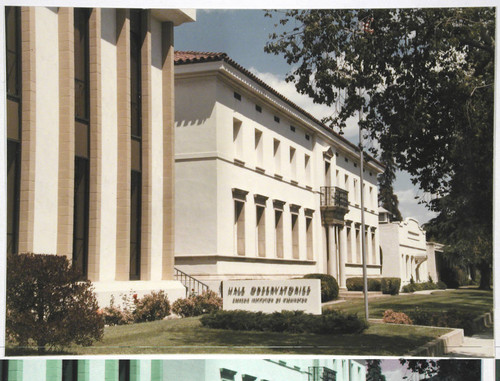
401, 281, 439, 293
381, 278, 401, 295
407, 308, 477, 336
303, 274, 339, 302
200, 309, 368, 334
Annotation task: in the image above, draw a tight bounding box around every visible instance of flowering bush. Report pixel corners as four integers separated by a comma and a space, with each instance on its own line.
383, 309, 413, 325
132, 290, 171, 323
101, 296, 133, 326
172, 290, 223, 317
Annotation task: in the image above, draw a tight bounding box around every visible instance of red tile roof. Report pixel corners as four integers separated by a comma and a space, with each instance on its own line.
174, 51, 384, 170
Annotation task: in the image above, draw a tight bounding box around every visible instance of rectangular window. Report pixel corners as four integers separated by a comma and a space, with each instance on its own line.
304, 154, 311, 185
233, 118, 243, 160
233, 91, 241, 101
306, 216, 313, 260
291, 213, 299, 259
130, 10, 142, 280
254, 129, 263, 168
325, 160, 331, 186
255, 104, 262, 113
290, 125, 295, 132
73, 8, 90, 279
347, 226, 352, 262
234, 201, 245, 256
372, 231, 376, 264
305, 134, 310, 141
290, 147, 296, 181
274, 115, 280, 123
354, 179, 359, 204
356, 228, 361, 263
62, 360, 78, 381
256, 205, 266, 257
119, 360, 130, 381
273, 139, 281, 175
6, 6, 21, 254
275, 210, 283, 258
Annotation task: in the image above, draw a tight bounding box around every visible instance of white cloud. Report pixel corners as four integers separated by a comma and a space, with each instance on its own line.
248, 68, 360, 140
395, 188, 438, 225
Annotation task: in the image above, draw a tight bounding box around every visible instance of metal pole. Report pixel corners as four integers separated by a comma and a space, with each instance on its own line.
359, 93, 369, 321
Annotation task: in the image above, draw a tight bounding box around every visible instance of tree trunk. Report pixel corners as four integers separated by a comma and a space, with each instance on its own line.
478, 261, 491, 290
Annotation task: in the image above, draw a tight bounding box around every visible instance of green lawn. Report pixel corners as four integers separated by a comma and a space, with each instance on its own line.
325, 289, 493, 318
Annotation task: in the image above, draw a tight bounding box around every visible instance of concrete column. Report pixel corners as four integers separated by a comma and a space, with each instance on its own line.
18, 7, 36, 253
57, 7, 75, 260
161, 21, 175, 280
115, 9, 131, 280
327, 225, 337, 278
339, 225, 347, 288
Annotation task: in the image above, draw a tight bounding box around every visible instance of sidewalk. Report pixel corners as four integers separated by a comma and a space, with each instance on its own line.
442, 328, 494, 358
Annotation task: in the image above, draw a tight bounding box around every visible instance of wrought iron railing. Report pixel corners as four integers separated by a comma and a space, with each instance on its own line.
320, 186, 349, 209
308, 366, 336, 381
174, 267, 209, 297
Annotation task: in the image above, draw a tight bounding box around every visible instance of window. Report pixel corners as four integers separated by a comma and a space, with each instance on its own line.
325, 160, 331, 186
256, 205, 266, 257
233, 118, 243, 160
6, 6, 21, 254
353, 179, 359, 204
305, 133, 310, 141
130, 9, 143, 280
274, 205, 284, 258
234, 201, 245, 256
290, 125, 296, 132
305, 211, 313, 260
289, 147, 296, 181
73, 8, 90, 279
233, 91, 241, 101
304, 154, 311, 185
356, 227, 361, 263
291, 212, 299, 259
0, 360, 8, 381
62, 360, 78, 381
274, 115, 280, 123
119, 360, 130, 381
220, 368, 237, 381
371, 230, 376, 264
273, 139, 281, 175
255, 104, 262, 113
346, 226, 352, 262
255, 129, 263, 168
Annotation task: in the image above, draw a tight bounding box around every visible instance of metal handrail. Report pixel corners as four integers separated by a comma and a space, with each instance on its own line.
174, 267, 209, 297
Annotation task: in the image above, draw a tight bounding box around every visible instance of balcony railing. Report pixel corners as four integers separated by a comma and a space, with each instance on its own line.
320, 186, 349, 208
308, 366, 336, 381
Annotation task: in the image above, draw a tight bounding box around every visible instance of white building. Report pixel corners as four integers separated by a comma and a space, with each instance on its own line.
379, 208, 438, 285
164, 359, 366, 381
174, 52, 385, 290
4, 7, 195, 306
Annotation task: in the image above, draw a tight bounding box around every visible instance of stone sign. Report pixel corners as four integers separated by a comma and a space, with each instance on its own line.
222, 279, 321, 315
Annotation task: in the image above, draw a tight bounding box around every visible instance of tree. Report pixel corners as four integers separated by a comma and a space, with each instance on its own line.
366, 360, 386, 381
378, 151, 403, 221
400, 359, 481, 380
264, 9, 493, 288
7, 253, 104, 353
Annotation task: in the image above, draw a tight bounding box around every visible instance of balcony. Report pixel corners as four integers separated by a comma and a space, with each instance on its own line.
308, 366, 336, 381
320, 186, 349, 226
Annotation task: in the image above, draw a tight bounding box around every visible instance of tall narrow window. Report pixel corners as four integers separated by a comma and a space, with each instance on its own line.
234, 201, 245, 256
74, 8, 90, 279
306, 216, 313, 260
6, 6, 21, 254
291, 213, 299, 259
355, 227, 361, 263
254, 129, 263, 168
0, 360, 8, 381
346, 226, 352, 262
275, 209, 283, 258
273, 139, 281, 175
371, 230, 376, 264
233, 118, 243, 160
289, 147, 296, 181
304, 154, 311, 185
354, 179, 359, 204
256, 205, 265, 257
325, 160, 331, 186
130, 9, 142, 280
62, 360, 78, 381
119, 360, 130, 381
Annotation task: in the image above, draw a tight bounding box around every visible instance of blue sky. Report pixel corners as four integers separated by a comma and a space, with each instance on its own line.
175, 9, 437, 224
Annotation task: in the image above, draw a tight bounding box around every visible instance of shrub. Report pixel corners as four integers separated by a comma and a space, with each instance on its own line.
101, 296, 133, 326
303, 274, 339, 302
381, 278, 401, 295
132, 290, 171, 323
408, 308, 476, 335
437, 281, 447, 290
200, 309, 368, 334
346, 277, 382, 292
401, 281, 439, 293
383, 309, 413, 324
7, 253, 104, 353
172, 290, 223, 317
